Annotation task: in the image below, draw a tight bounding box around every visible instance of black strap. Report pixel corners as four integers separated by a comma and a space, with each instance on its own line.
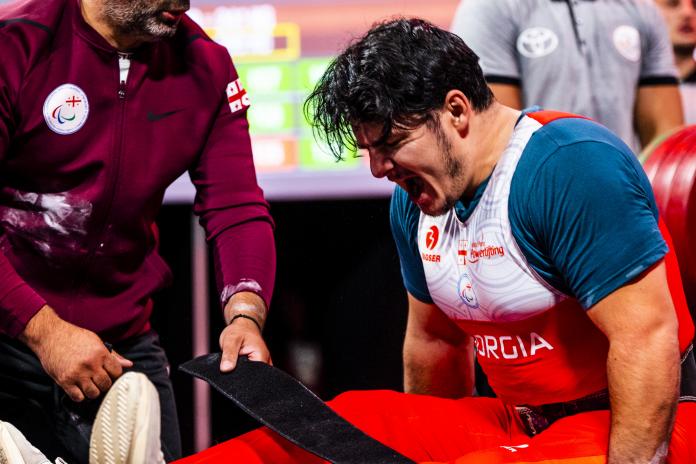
515, 389, 610, 436
680, 343, 696, 401
179, 354, 415, 464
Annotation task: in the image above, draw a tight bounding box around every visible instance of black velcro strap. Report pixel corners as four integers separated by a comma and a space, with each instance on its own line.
179, 354, 415, 464
680, 343, 696, 401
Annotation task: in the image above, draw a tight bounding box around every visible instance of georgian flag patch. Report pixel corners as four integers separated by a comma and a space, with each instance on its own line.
226, 79, 250, 114
43, 84, 90, 135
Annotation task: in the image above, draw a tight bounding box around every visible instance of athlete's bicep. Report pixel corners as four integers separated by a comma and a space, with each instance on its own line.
586, 261, 677, 341
405, 293, 467, 345
404, 292, 474, 397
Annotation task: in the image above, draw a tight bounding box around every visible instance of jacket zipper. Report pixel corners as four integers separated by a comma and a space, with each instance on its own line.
80, 56, 129, 273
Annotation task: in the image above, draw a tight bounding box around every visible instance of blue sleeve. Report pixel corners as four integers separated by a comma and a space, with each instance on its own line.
389, 187, 433, 304
510, 121, 667, 309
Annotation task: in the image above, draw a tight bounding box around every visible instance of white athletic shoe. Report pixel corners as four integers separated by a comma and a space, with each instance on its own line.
0, 421, 67, 464
89, 372, 165, 464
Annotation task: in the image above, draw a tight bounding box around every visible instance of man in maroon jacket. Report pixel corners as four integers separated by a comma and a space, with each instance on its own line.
0, 0, 276, 462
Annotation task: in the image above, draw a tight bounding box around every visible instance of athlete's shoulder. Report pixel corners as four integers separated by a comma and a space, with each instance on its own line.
525, 110, 632, 157
390, 186, 420, 223
513, 111, 641, 208
390, 187, 423, 243
510, 110, 657, 304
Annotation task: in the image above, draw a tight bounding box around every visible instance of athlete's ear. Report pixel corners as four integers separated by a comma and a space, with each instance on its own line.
443, 90, 471, 136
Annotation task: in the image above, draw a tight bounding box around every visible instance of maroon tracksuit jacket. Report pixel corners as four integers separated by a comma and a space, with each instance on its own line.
0, 0, 276, 341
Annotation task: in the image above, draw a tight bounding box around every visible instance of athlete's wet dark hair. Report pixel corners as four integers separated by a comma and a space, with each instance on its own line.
304, 18, 493, 160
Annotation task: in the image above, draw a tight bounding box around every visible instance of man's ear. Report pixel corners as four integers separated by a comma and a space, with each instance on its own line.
443, 90, 471, 135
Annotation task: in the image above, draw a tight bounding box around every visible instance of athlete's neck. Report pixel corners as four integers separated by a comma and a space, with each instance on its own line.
464, 103, 521, 197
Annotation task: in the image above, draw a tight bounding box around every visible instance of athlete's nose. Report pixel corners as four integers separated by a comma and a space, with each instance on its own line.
369, 151, 395, 179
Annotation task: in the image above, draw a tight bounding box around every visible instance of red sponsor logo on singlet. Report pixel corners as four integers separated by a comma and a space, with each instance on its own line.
425, 225, 439, 250
421, 252, 441, 262
473, 332, 554, 360
467, 240, 505, 263
422, 225, 441, 262
458, 240, 505, 266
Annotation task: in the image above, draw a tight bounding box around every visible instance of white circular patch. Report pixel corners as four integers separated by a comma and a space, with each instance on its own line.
43, 84, 89, 135
612, 25, 641, 62
516, 27, 559, 58
458, 272, 479, 309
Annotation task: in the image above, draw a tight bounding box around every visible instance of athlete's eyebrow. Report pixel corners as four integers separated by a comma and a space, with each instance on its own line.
365, 132, 408, 150
383, 132, 408, 146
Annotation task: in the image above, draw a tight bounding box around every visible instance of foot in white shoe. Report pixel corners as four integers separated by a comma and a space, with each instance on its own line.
0, 421, 66, 464
89, 372, 164, 464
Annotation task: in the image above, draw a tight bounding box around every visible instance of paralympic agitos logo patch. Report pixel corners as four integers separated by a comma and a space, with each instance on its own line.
43, 84, 90, 135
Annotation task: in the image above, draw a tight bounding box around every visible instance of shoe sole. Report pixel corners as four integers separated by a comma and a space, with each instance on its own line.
0, 422, 26, 464
89, 372, 161, 464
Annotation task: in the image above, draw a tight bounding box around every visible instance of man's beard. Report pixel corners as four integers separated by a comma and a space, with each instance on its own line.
429, 121, 464, 217
101, 0, 190, 42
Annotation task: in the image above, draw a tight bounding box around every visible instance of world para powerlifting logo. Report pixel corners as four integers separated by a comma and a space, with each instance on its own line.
458, 239, 505, 266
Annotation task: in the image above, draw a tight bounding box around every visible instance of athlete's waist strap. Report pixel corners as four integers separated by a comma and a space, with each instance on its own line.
515, 389, 609, 436
515, 341, 696, 436
680, 343, 696, 400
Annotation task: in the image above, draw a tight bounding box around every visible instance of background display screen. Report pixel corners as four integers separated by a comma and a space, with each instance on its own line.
164, 0, 460, 201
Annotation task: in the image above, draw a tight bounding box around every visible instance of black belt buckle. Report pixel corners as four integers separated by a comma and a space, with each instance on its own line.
515, 406, 550, 436
515, 390, 609, 436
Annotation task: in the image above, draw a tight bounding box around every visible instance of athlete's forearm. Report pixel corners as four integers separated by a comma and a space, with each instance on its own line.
403, 334, 474, 398
606, 324, 680, 464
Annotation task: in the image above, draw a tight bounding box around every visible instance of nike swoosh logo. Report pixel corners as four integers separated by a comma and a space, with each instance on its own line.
147, 109, 182, 121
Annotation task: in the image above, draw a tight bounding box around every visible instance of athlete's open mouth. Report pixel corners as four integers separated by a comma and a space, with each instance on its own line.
405, 176, 425, 201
